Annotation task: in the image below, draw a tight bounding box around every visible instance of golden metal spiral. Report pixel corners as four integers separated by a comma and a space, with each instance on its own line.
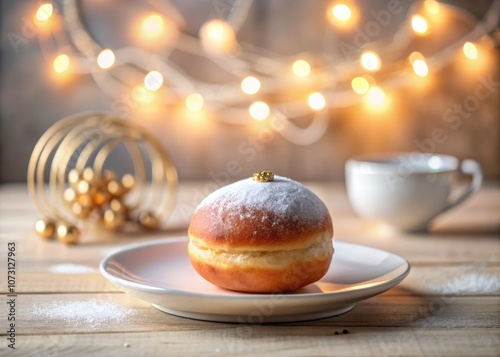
28, 112, 178, 244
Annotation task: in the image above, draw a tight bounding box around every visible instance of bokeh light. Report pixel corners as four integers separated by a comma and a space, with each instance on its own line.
37, 3, 53, 22
351, 76, 370, 94
292, 59, 311, 77
308, 92, 326, 111
360, 51, 381, 71
185, 93, 204, 111
241, 76, 261, 95
411, 15, 428, 34
249, 101, 270, 120
97, 49, 115, 69
144, 71, 164, 91
53, 54, 70, 74
463, 42, 478, 60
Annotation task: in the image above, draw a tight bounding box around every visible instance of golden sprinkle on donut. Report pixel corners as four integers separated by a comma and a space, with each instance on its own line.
252, 171, 274, 182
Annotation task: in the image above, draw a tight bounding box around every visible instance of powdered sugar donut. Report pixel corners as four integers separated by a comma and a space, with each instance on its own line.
188, 174, 334, 293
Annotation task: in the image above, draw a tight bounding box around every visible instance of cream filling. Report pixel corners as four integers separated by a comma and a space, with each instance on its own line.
189, 235, 333, 269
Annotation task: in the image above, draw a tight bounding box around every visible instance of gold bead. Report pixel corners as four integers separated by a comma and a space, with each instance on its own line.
56, 224, 80, 244
35, 219, 56, 239
76, 180, 91, 195
92, 188, 110, 207
103, 170, 116, 184
103, 209, 125, 230
109, 198, 127, 213
82, 167, 95, 183
68, 169, 80, 186
63, 188, 77, 204
72, 202, 92, 219
78, 194, 94, 209
121, 174, 135, 192
252, 170, 274, 182
107, 180, 124, 197
138, 211, 159, 230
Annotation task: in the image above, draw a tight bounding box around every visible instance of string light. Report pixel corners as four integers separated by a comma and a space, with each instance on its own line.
144, 71, 163, 91
36, 3, 53, 22
131, 85, 155, 104
31, 0, 499, 145
241, 76, 261, 95
366, 87, 386, 108
424, 0, 440, 15
332, 3, 352, 21
200, 20, 237, 55
142, 14, 164, 35
360, 51, 381, 71
53, 54, 70, 73
185, 93, 204, 111
308, 92, 326, 111
351, 76, 370, 94
249, 101, 270, 120
463, 42, 478, 60
412, 59, 429, 77
411, 15, 428, 34
97, 49, 115, 69
292, 59, 311, 77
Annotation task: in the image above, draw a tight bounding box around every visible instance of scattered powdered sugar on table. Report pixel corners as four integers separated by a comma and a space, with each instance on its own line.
428, 271, 500, 295
48, 263, 96, 274
32, 299, 136, 328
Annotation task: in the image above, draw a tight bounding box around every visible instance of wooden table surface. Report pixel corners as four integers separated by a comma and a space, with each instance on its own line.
1, 181, 499, 357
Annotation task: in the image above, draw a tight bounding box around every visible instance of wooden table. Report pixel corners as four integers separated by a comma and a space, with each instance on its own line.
1, 182, 499, 356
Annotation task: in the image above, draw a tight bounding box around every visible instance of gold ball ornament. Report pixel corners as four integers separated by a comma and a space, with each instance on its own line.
121, 174, 135, 192
35, 219, 56, 239
107, 180, 125, 197
27, 113, 178, 244
138, 211, 159, 230
56, 224, 80, 244
103, 209, 126, 230
68, 169, 80, 186
63, 187, 77, 204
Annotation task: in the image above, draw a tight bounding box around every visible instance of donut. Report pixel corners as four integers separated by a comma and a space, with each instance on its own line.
188, 172, 334, 293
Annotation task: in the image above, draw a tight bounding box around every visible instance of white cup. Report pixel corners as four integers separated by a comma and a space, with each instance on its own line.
345, 153, 483, 231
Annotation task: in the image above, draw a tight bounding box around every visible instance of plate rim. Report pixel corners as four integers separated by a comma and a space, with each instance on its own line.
100, 236, 411, 300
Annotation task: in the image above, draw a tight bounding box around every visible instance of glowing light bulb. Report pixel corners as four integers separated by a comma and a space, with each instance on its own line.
351, 76, 370, 94
37, 3, 53, 21
97, 49, 115, 69
185, 93, 204, 111
200, 20, 236, 55
409, 51, 425, 64
360, 51, 381, 72
308, 92, 326, 111
412, 59, 428, 77
424, 0, 440, 14
131, 85, 154, 104
249, 101, 270, 120
144, 71, 163, 91
142, 14, 164, 35
292, 60, 311, 77
411, 15, 428, 34
332, 3, 351, 21
241, 76, 261, 95
53, 54, 70, 73
463, 42, 478, 60
366, 87, 386, 107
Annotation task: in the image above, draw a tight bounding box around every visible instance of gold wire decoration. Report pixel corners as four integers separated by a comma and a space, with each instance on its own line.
28, 112, 178, 244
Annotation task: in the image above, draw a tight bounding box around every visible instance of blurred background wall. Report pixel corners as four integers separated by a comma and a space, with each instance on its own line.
1, 0, 498, 183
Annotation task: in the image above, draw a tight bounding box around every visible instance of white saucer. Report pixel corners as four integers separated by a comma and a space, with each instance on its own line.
100, 237, 410, 323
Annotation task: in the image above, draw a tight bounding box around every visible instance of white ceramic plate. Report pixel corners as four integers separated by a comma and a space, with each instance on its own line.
100, 237, 410, 323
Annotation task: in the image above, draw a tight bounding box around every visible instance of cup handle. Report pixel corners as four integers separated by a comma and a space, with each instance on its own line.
440, 159, 483, 215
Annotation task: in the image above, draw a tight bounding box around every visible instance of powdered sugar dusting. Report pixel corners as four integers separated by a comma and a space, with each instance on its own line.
31, 300, 136, 328
195, 176, 330, 238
